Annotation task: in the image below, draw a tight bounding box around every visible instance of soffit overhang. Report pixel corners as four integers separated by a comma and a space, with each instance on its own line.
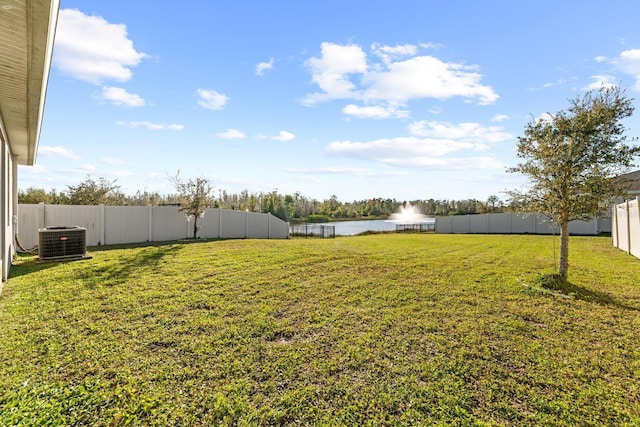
0, 0, 59, 165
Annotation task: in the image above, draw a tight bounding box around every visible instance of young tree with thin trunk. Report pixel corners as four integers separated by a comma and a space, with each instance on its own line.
508, 86, 639, 279
170, 172, 214, 239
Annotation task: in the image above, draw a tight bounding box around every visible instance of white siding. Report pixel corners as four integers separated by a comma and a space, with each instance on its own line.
1, 143, 13, 280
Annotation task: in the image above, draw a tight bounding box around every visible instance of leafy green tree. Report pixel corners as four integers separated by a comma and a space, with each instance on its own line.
66, 176, 121, 205
18, 187, 69, 204
508, 87, 640, 279
486, 195, 501, 213
170, 172, 214, 239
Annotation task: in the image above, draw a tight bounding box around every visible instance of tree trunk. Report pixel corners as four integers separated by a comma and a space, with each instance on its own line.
193, 216, 198, 240
559, 219, 570, 279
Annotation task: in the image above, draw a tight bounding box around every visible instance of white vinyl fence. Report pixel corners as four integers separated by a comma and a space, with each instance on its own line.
17, 204, 289, 249
435, 213, 611, 235
612, 198, 640, 259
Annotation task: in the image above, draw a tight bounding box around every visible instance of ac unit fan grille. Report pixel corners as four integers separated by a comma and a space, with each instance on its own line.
39, 226, 87, 260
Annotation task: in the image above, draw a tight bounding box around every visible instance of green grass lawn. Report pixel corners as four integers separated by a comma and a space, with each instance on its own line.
1, 234, 639, 426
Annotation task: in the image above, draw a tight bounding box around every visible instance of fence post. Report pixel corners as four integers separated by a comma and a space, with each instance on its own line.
218, 208, 222, 238
99, 204, 106, 245
245, 210, 249, 238
626, 200, 631, 255
38, 202, 45, 229
148, 205, 153, 242
612, 204, 617, 248
634, 197, 640, 256
268, 213, 271, 239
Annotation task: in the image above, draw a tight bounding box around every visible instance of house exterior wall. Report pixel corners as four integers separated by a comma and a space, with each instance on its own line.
1, 137, 14, 281
0, 0, 60, 281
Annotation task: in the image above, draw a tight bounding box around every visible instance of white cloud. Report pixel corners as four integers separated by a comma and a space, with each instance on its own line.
197, 89, 229, 110
328, 136, 475, 159
408, 121, 512, 145
18, 164, 47, 174
371, 43, 418, 64
78, 163, 96, 172
38, 146, 81, 160
287, 166, 408, 177
364, 56, 498, 105
611, 48, 640, 90
217, 129, 246, 139
594, 56, 607, 63
303, 42, 368, 105
303, 42, 498, 110
54, 9, 147, 84
101, 86, 145, 107
271, 131, 296, 141
327, 136, 503, 170
584, 75, 618, 91
342, 104, 410, 119
390, 156, 502, 169
111, 170, 135, 177
618, 49, 640, 73
255, 58, 274, 76
116, 121, 184, 131
101, 156, 123, 165
491, 114, 509, 122
260, 131, 296, 141
327, 120, 509, 171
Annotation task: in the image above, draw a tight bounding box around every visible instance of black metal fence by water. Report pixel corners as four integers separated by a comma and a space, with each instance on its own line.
395, 223, 435, 232
290, 224, 336, 238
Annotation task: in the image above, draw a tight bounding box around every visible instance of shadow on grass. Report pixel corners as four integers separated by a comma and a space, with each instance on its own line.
84, 238, 226, 287
83, 243, 185, 287
8, 253, 66, 279
8, 239, 221, 283
539, 274, 639, 311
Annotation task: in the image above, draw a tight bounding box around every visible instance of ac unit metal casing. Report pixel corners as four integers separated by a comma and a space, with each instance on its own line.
38, 226, 87, 261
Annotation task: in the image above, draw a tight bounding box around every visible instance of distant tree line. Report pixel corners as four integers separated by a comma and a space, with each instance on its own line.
18, 175, 512, 222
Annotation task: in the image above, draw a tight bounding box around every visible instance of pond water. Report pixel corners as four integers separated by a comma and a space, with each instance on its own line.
296, 219, 434, 236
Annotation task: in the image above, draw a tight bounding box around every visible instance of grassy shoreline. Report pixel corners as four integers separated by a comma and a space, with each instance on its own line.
1, 234, 639, 425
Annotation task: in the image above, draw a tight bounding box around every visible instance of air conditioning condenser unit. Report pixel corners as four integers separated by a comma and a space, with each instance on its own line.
39, 226, 88, 261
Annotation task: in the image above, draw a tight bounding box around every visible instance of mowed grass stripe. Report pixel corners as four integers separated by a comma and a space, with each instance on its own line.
1, 234, 639, 426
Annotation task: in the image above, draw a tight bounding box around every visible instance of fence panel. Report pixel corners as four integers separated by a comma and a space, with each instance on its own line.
613, 198, 640, 259
198, 208, 221, 238
105, 206, 150, 245
16, 204, 41, 249
469, 214, 487, 233
488, 214, 511, 234
248, 211, 269, 238
435, 213, 602, 235
630, 201, 640, 258
269, 214, 290, 239
220, 210, 247, 238
17, 204, 290, 249
43, 205, 103, 246
151, 207, 191, 241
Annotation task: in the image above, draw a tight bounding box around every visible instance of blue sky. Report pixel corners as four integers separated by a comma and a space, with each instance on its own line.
20, 0, 640, 202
